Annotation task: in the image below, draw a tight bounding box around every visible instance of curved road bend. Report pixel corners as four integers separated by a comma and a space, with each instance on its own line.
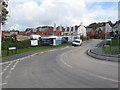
2, 39, 119, 88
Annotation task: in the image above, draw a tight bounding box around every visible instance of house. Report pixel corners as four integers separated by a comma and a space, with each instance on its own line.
43, 27, 53, 36
77, 23, 87, 39
18, 32, 25, 36
86, 28, 95, 39
37, 27, 47, 36
94, 27, 105, 39
113, 20, 120, 33
63, 25, 80, 36
2, 31, 10, 40
25, 30, 32, 36
16, 35, 29, 41
30, 34, 41, 40
54, 26, 63, 36
10, 32, 18, 36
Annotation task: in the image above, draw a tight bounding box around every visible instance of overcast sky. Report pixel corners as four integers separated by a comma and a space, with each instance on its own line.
3, 0, 118, 31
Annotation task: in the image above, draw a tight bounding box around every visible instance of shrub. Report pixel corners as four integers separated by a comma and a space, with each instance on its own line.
2, 41, 14, 50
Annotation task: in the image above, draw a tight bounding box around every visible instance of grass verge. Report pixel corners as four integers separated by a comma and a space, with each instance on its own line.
2, 43, 72, 58
102, 37, 120, 55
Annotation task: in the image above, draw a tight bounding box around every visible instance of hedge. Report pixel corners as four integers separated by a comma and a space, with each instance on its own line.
2, 39, 31, 50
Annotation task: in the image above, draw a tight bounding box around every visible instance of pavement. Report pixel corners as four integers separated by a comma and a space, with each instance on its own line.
87, 40, 120, 62
1, 39, 119, 88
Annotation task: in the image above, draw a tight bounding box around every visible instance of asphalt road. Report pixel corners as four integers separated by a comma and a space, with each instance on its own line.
1, 39, 119, 88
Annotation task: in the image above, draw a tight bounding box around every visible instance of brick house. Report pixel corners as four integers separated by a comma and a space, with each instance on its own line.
18, 32, 26, 36
94, 27, 105, 39
54, 26, 64, 36
36, 27, 46, 36
86, 28, 95, 39
2, 31, 10, 40
113, 20, 120, 33
43, 27, 53, 36
25, 30, 32, 36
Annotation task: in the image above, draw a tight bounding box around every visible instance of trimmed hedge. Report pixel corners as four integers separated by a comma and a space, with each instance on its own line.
2, 39, 31, 50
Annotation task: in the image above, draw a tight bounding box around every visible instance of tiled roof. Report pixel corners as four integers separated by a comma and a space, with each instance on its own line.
87, 28, 92, 32
95, 27, 103, 32
32, 29, 37, 32
26, 30, 31, 34
114, 23, 120, 32
10, 32, 18, 35
37, 28, 47, 32
3, 33, 10, 36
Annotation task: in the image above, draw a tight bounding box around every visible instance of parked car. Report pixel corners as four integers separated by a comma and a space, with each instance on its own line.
72, 39, 82, 46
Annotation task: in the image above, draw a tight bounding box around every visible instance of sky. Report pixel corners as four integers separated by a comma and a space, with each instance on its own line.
3, 0, 119, 31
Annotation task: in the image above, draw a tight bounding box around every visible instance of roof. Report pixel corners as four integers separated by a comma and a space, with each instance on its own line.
113, 23, 120, 32
95, 27, 102, 32
44, 28, 53, 34
3, 33, 10, 36
26, 30, 31, 34
19, 32, 25, 35
99, 27, 104, 30
10, 32, 18, 35
40, 28, 47, 32
87, 28, 92, 32
32, 29, 37, 32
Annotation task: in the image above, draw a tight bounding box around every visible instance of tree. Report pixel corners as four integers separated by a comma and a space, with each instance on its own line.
0, 0, 9, 25
86, 21, 113, 30
25, 28, 33, 32
0, 0, 9, 56
107, 21, 113, 27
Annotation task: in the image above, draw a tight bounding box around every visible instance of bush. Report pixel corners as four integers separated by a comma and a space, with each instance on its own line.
2, 41, 14, 50
2, 39, 31, 50
16, 42, 24, 49
21, 40, 31, 48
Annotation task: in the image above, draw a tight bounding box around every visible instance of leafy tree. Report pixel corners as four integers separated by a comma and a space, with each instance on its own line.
87, 21, 113, 30
0, 0, 9, 25
25, 28, 33, 32
107, 21, 113, 27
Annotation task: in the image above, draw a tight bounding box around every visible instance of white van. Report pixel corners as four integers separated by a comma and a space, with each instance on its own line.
72, 39, 82, 46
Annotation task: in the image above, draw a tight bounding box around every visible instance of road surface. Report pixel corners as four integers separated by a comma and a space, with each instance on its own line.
1, 39, 119, 88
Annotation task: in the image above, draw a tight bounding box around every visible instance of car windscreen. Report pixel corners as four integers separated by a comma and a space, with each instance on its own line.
74, 41, 80, 43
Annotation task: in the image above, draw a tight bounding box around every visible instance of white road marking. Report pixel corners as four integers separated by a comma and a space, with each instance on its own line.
2, 62, 13, 74
12, 65, 16, 68
61, 58, 73, 68
3, 68, 7, 72
0, 48, 60, 65
88, 73, 119, 83
0, 72, 3, 75
5, 75, 9, 79
61, 48, 66, 50
41, 52, 44, 54
10, 67, 14, 71
49, 49, 56, 52
2, 61, 19, 87
0, 83, 7, 86
6, 65, 9, 68
8, 63, 12, 66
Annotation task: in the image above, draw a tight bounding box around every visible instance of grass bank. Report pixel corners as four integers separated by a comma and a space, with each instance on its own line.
2, 43, 72, 58
102, 37, 120, 55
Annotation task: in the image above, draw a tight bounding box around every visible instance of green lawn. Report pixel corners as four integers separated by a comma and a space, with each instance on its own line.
102, 37, 120, 55
2, 43, 72, 58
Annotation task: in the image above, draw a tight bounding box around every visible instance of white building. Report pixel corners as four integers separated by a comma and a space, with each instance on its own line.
77, 23, 87, 37
30, 34, 41, 40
